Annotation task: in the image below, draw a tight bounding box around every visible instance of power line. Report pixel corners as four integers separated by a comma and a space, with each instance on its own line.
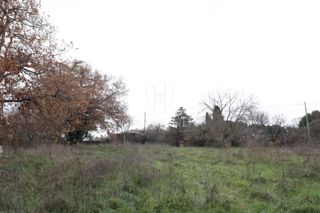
257, 103, 304, 109
307, 102, 320, 105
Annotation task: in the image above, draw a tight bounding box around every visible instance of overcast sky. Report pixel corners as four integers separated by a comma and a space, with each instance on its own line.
41, 0, 320, 128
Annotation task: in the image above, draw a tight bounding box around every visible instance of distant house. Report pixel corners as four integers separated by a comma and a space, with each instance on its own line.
112, 131, 146, 144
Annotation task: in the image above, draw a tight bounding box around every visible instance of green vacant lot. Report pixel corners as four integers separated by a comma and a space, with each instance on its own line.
0, 144, 320, 213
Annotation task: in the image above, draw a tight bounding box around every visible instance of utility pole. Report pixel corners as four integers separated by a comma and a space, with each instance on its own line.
304, 102, 311, 142
144, 112, 146, 135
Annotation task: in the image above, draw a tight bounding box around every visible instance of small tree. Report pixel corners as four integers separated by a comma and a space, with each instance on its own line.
170, 107, 193, 128
169, 107, 193, 146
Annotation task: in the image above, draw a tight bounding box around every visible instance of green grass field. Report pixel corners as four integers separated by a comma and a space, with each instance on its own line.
1, 144, 320, 212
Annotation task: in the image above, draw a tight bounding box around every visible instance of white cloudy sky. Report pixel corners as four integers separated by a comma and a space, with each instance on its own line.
41, 0, 320, 128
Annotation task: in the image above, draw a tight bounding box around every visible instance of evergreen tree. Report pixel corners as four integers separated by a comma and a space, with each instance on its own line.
205, 112, 211, 125
299, 110, 320, 127
170, 107, 193, 128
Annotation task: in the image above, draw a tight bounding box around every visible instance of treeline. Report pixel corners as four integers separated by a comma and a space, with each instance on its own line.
138, 91, 318, 147
0, 0, 129, 145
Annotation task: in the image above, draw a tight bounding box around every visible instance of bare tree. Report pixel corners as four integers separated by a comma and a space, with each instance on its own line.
271, 114, 287, 127
122, 116, 133, 133
248, 110, 269, 126
203, 90, 258, 145
268, 114, 287, 145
